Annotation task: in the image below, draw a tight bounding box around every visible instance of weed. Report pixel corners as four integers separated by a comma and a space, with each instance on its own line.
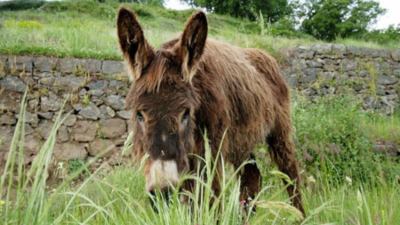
364, 62, 378, 97
81, 94, 91, 106
68, 159, 87, 174
292, 95, 398, 184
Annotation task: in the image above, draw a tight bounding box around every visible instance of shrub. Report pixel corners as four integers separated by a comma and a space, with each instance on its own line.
0, 1, 46, 11
269, 17, 309, 38
297, 0, 385, 41
358, 25, 400, 46
293, 96, 381, 184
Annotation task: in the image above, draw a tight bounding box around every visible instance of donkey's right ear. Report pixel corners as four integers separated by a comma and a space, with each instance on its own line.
117, 7, 154, 80
179, 11, 208, 82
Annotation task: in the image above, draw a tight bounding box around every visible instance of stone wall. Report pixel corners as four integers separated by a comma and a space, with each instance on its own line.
281, 44, 400, 114
0, 44, 399, 165
0, 55, 130, 167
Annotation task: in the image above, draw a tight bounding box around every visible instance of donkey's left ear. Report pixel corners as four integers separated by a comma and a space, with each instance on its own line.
117, 7, 154, 80
179, 11, 208, 82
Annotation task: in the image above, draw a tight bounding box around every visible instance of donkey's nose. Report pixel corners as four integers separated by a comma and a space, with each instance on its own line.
145, 160, 179, 192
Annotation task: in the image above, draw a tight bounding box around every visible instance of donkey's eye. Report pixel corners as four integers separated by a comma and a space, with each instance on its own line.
136, 111, 144, 122
181, 109, 190, 124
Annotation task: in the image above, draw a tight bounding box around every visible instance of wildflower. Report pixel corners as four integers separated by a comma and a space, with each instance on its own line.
345, 176, 352, 185
57, 162, 64, 170
307, 175, 316, 184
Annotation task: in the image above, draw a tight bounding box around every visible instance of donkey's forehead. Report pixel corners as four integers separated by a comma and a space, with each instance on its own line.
160, 38, 180, 50
145, 37, 181, 71
133, 51, 181, 89
137, 88, 190, 105
126, 42, 198, 112
133, 83, 194, 112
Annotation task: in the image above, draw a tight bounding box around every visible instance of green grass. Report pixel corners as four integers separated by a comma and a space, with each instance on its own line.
362, 113, 400, 144
335, 38, 400, 50
0, 10, 119, 59
0, 0, 398, 60
1, 94, 399, 224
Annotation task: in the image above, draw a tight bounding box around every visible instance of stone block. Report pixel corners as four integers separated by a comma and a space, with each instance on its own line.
99, 118, 126, 139
34, 56, 58, 72
104, 94, 125, 110
0, 75, 27, 93
88, 139, 116, 157
102, 60, 124, 74
54, 142, 88, 161
78, 103, 101, 120
71, 120, 97, 142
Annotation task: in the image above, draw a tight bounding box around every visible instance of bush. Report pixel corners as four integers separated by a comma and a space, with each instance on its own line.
183, 0, 291, 23
293, 96, 389, 184
297, 0, 385, 41
0, 1, 46, 11
358, 25, 400, 46
268, 17, 310, 38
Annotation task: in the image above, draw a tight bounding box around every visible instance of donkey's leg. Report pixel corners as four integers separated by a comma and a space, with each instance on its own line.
238, 153, 262, 208
267, 125, 305, 215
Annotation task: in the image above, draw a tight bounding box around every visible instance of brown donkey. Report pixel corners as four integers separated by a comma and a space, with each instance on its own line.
117, 8, 304, 214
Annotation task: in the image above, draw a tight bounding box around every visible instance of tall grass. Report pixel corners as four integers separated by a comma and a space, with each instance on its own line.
1, 95, 399, 224
0, 101, 303, 224
292, 95, 400, 184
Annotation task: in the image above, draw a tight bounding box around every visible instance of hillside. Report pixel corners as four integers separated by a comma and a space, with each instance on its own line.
0, 1, 397, 60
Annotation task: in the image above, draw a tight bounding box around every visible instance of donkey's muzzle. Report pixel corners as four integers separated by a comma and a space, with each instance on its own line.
145, 159, 180, 192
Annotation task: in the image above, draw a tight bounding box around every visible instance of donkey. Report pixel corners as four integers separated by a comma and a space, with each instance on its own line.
117, 7, 304, 214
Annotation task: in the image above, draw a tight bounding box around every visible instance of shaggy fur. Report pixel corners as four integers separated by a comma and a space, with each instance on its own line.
117, 8, 304, 215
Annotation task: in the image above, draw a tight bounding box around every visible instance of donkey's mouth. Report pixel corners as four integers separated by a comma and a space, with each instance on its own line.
146, 159, 180, 192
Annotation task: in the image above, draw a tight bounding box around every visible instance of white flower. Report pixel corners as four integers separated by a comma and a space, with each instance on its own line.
307, 175, 316, 184
345, 176, 352, 185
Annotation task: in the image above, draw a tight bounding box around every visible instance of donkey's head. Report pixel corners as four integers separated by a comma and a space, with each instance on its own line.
117, 8, 208, 195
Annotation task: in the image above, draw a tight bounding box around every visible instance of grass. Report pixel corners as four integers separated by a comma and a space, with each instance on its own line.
1, 93, 399, 224
0, 0, 398, 60
362, 113, 400, 144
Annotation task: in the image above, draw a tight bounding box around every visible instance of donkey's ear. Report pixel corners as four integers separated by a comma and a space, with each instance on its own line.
179, 11, 208, 82
117, 7, 154, 80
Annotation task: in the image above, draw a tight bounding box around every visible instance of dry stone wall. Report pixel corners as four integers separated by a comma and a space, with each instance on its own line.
0, 55, 130, 167
0, 44, 399, 165
281, 44, 400, 115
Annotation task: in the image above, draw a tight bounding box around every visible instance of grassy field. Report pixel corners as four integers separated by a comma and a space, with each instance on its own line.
1, 94, 399, 225
0, 1, 398, 60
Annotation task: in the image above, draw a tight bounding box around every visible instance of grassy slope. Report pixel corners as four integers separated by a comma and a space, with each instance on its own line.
0, 1, 398, 60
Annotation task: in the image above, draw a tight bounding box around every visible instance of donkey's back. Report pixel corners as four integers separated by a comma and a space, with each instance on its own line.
193, 39, 304, 213
193, 39, 290, 159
